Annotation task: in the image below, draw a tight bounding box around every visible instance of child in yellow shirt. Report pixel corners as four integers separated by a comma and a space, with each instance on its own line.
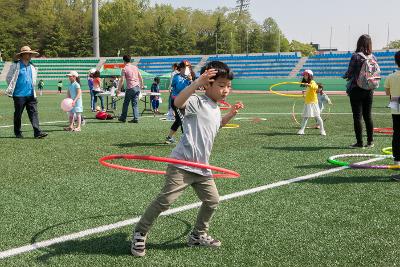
297, 70, 326, 135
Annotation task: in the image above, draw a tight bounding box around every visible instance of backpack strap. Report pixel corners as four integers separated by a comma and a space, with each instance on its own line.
357, 52, 372, 60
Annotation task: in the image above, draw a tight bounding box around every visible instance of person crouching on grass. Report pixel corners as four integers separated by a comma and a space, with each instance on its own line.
297, 69, 326, 135
64, 71, 83, 132
131, 61, 244, 257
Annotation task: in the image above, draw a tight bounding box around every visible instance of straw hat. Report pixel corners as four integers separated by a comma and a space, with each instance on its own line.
15, 46, 39, 57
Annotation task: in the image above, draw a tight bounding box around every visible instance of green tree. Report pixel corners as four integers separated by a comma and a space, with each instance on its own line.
0, 0, 293, 58
248, 25, 263, 53
289, 40, 316, 56
262, 17, 281, 52
99, 0, 147, 56
385, 40, 400, 49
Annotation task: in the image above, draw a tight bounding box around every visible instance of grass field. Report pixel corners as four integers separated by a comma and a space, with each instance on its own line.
1, 91, 400, 266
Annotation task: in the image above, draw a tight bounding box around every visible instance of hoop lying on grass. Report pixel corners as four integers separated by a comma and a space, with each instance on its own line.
234, 117, 268, 121
382, 147, 392, 155
222, 124, 240, 129
269, 82, 307, 98
327, 154, 398, 169
373, 127, 393, 135
99, 154, 240, 178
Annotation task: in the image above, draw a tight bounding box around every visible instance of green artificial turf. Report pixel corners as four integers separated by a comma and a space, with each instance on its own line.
1, 92, 400, 266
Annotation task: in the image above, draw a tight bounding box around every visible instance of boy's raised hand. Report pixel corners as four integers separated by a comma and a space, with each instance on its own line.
229, 101, 244, 116
196, 69, 218, 87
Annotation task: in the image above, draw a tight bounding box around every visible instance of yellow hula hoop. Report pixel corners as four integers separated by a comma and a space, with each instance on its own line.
269, 82, 308, 98
291, 100, 332, 127
382, 147, 392, 155
222, 123, 240, 129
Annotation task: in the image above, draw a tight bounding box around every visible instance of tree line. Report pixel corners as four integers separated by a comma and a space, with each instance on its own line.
1, 0, 398, 61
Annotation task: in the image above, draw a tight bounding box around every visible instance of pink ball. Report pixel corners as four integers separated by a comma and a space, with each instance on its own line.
61, 98, 74, 112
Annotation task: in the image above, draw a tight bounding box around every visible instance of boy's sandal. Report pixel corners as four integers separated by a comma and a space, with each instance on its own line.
73, 128, 81, 132
63, 127, 73, 131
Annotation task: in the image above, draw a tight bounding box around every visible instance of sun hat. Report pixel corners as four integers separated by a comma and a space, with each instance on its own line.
15, 46, 39, 57
303, 69, 313, 76
66, 71, 79, 77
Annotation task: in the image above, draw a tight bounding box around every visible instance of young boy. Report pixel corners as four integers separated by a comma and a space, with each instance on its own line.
131, 61, 244, 257
384, 51, 400, 180
57, 80, 63, 94
151, 76, 161, 114
38, 79, 44, 96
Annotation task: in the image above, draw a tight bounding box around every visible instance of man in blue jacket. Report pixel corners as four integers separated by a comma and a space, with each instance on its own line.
6, 46, 47, 139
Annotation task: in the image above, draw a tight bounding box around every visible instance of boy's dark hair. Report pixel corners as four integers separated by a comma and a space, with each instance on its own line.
200, 61, 233, 81
356, 34, 372, 55
154, 76, 160, 83
395, 51, 400, 67
93, 70, 100, 78
317, 83, 324, 89
172, 63, 178, 69
123, 55, 131, 63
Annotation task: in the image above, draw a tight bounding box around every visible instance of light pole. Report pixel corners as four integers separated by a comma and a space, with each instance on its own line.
246, 28, 249, 55
277, 28, 281, 53
216, 33, 218, 55
92, 0, 100, 58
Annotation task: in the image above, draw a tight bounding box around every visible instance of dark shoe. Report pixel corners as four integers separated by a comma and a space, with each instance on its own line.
15, 134, 24, 139
129, 119, 139, 123
391, 174, 400, 182
349, 143, 364, 148
364, 142, 374, 148
35, 132, 48, 139
118, 118, 126, 123
165, 136, 176, 144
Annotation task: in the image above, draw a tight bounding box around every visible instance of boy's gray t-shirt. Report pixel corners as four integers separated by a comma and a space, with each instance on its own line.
170, 94, 221, 176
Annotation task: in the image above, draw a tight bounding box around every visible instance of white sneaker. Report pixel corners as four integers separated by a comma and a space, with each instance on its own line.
297, 130, 305, 135
187, 232, 221, 248
131, 232, 147, 257
320, 130, 326, 136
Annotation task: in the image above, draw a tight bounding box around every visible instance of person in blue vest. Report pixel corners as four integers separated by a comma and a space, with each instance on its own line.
5, 46, 47, 139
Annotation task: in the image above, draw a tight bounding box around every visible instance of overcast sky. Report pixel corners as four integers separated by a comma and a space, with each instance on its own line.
150, 0, 400, 51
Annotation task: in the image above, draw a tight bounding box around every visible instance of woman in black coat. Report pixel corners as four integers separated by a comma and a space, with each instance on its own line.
343, 34, 376, 148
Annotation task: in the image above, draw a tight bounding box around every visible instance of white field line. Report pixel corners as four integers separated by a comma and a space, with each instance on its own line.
0, 121, 67, 129
0, 156, 384, 260
0, 116, 158, 129
0, 112, 389, 128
